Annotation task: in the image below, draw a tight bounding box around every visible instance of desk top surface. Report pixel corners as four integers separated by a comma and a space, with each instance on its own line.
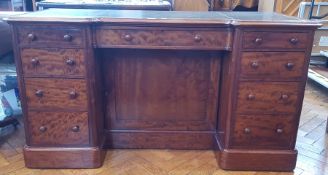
5, 9, 321, 27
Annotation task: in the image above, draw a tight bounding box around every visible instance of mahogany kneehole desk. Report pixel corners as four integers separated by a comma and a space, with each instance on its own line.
5, 9, 321, 171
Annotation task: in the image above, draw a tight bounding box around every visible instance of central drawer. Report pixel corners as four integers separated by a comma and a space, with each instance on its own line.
25, 78, 87, 110
95, 26, 232, 50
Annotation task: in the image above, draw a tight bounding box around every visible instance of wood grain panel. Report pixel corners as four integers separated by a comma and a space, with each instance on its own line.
240, 52, 306, 80
21, 48, 85, 77
106, 130, 214, 149
102, 49, 220, 131
27, 111, 89, 146
17, 26, 83, 48
243, 32, 309, 49
25, 78, 87, 110
96, 27, 232, 50
231, 115, 294, 149
236, 82, 300, 114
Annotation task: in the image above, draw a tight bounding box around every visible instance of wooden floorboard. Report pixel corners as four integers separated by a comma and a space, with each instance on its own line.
0, 80, 328, 175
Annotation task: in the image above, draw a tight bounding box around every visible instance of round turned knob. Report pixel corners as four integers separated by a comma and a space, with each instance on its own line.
63, 34, 72, 42
27, 33, 36, 41
285, 62, 294, 70
39, 126, 47, 132
247, 94, 255, 100
289, 38, 299, 45
35, 90, 43, 97
123, 34, 132, 41
69, 91, 78, 99
244, 128, 251, 134
194, 35, 201, 42
66, 58, 75, 66
250, 61, 259, 69
71, 125, 80, 132
276, 128, 283, 134
281, 94, 289, 100
31, 58, 39, 66
254, 37, 263, 45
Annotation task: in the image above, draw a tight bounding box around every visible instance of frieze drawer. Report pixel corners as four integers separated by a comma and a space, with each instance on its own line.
243, 31, 309, 49
96, 27, 232, 50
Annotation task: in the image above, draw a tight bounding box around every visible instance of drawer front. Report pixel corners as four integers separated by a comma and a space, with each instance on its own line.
231, 115, 294, 149
28, 111, 89, 146
96, 27, 232, 49
243, 32, 309, 49
21, 48, 85, 77
240, 52, 306, 80
17, 26, 84, 48
25, 78, 87, 110
236, 82, 300, 114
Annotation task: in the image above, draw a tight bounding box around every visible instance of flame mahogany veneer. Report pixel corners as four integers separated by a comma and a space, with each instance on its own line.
6, 9, 321, 171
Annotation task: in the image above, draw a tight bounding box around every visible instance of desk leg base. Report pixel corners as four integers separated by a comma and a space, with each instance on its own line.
218, 149, 297, 171
23, 145, 106, 169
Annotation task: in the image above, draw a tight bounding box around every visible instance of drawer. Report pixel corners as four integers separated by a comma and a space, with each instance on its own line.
243, 31, 309, 49
28, 111, 89, 146
17, 26, 84, 48
96, 27, 232, 50
25, 78, 87, 110
240, 52, 306, 80
231, 115, 294, 149
236, 82, 300, 114
21, 48, 85, 77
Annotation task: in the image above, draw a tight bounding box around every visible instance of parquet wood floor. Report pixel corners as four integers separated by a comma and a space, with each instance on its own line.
0, 80, 327, 175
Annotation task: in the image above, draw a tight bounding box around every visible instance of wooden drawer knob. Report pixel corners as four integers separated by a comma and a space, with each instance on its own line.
35, 90, 43, 97
39, 126, 47, 132
69, 91, 78, 99
247, 94, 255, 100
254, 37, 263, 45
31, 58, 39, 66
66, 58, 75, 66
281, 94, 289, 100
285, 62, 294, 70
194, 35, 202, 42
71, 125, 80, 132
244, 128, 251, 134
289, 38, 299, 45
276, 128, 283, 134
124, 34, 132, 41
27, 33, 36, 41
63, 34, 72, 42
250, 61, 259, 69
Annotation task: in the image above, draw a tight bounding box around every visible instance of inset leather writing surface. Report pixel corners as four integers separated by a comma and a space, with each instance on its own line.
21, 48, 85, 77
102, 49, 220, 131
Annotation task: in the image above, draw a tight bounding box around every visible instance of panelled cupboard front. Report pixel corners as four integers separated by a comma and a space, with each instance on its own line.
6, 9, 320, 171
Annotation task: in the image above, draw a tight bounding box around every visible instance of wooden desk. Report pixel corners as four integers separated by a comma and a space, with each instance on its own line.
5, 9, 321, 171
